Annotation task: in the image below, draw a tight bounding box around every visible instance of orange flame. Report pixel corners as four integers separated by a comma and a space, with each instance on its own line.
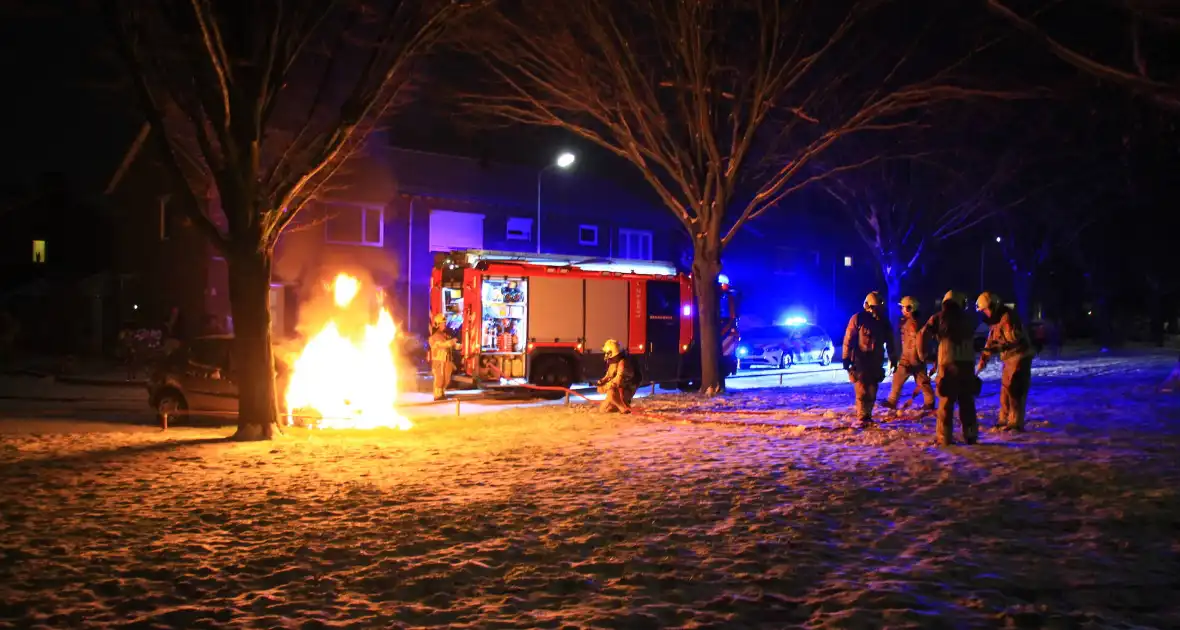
285, 273, 411, 430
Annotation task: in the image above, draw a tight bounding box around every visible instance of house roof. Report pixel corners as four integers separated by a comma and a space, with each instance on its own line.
103, 125, 667, 223
383, 146, 661, 220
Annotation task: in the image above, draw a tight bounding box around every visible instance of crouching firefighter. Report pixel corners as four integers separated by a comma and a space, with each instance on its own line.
976, 291, 1034, 432
428, 314, 459, 401
883, 296, 935, 411
597, 339, 638, 414
843, 291, 898, 427
920, 291, 981, 445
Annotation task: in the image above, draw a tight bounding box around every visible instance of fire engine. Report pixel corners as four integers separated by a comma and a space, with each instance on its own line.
429, 250, 738, 391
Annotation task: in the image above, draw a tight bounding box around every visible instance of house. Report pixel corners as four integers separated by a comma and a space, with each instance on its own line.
112, 133, 686, 341
0, 173, 122, 356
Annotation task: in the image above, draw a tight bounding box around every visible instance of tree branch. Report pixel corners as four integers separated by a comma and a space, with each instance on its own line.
987, 0, 1180, 111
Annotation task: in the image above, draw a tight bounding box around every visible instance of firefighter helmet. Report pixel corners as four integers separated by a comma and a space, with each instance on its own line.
899, 296, 919, 311
976, 291, 1000, 312
432, 313, 447, 327
602, 339, 622, 358
942, 290, 967, 308
863, 291, 884, 309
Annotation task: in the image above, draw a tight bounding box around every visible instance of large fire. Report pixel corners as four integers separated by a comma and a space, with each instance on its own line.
284, 273, 412, 430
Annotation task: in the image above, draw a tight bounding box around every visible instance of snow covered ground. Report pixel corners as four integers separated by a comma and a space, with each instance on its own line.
0, 351, 1178, 628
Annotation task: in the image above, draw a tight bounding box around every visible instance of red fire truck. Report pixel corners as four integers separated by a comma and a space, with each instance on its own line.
429, 250, 738, 391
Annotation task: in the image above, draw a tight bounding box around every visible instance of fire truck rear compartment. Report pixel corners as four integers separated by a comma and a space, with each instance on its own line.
524, 276, 632, 388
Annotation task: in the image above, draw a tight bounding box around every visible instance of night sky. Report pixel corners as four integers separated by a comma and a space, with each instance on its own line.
2, 0, 1177, 320
2, 2, 143, 192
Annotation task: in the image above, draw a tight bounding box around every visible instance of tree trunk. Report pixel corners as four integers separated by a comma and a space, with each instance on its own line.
226, 244, 279, 441
692, 242, 723, 395
883, 265, 902, 323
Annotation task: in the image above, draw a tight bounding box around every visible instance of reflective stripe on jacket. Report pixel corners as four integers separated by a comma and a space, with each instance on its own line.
979, 306, 1033, 370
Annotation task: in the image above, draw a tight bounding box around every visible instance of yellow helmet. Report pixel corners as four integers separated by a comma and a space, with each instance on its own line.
602, 339, 622, 357
899, 296, 919, 311
432, 313, 447, 326
976, 291, 1000, 312
942, 290, 967, 307
863, 291, 884, 309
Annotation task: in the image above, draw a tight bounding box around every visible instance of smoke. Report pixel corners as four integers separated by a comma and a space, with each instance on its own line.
276, 268, 423, 391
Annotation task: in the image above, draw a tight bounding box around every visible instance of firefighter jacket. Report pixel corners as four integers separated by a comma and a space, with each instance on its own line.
898, 315, 926, 367
428, 330, 458, 363
843, 311, 898, 382
978, 306, 1033, 371
920, 311, 976, 367
599, 353, 636, 389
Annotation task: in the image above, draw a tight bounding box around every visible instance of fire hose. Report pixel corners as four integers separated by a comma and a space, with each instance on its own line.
16, 375, 912, 432
515, 382, 849, 430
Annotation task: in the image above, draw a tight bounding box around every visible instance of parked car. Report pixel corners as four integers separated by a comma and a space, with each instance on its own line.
147, 333, 429, 425
398, 332, 429, 372
147, 335, 291, 425
737, 323, 834, 369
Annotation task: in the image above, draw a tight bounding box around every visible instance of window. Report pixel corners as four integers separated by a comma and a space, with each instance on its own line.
578, 224, 599, 246
618, 228, 652, 260
506, 217, 533, 241
429, 210, 485, 252
32, 240, 46, 263
324, 203, 384, 246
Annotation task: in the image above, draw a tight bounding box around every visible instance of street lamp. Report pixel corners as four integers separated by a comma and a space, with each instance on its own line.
537, 151, 576, 254
981, 236, 1001, 290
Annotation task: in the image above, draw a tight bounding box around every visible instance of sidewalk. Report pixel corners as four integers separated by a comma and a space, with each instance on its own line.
0, 357, 146, 389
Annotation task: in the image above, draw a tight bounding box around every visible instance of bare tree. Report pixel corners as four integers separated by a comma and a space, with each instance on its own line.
820, 154, 1024, 320
103, 0, 473, 440
987, 0, 1180, 112
996, 199, 1098, 323
462, 0, 1021, 393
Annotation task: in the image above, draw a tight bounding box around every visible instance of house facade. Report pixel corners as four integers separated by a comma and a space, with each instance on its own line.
0, 174, 125, 356
129, 142, 685, 341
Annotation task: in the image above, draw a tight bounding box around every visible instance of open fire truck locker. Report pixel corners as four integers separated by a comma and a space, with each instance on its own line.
429, 250, 738, 391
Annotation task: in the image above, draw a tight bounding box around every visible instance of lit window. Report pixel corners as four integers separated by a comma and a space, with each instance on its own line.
844, 256, 853, 267
32, 240, 46, 263
578, 225, 598, 246
618, 228, 652, 260
506, 217, 533, 241
324, 203, 384, 247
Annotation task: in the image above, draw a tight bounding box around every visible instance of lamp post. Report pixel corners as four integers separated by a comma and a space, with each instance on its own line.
537, 151, 576, 254
980, 236, 1001, 290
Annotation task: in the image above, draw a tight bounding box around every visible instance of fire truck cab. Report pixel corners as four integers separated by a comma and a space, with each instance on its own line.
429, 250, 738, 391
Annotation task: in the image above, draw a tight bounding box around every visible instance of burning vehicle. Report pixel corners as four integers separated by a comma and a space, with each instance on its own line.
148, 273, 413, 430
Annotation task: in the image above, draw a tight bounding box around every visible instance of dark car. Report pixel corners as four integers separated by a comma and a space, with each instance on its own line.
737, 323, 834, 369
147, 335, 291, 425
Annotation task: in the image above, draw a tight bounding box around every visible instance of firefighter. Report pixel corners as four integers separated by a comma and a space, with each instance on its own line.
597, 339, 637, 413
428, 313, 459, 401
976, 291, 1034, 431
919, 290, 980, 445
883, 296, 935, 411
842, 291, 898, 427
